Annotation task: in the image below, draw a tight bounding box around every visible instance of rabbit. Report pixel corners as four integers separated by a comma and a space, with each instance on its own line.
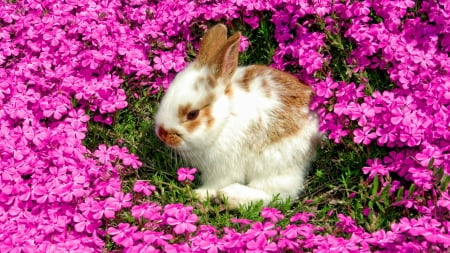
155, 24, 321, 209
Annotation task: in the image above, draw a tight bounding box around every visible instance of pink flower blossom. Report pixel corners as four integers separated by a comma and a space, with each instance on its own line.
108, 223, 138, 248
164, 204, 198, 234
133, 181, 156, 196
177, 167, 197, 182
261, 207, 284, 223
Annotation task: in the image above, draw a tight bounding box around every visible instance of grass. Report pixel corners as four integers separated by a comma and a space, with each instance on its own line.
83, 18, 409, 236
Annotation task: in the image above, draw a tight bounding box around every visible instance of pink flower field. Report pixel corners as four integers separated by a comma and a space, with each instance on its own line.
0, 0, 449, 252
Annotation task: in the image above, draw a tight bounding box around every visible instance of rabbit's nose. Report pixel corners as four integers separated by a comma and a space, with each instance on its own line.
156, 125, 167, 140
156, 125, 182, 147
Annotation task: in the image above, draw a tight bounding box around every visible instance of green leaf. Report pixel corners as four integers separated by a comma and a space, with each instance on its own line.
440, 175, 450, 192
407, 184, 416, 198
372, 176, 379, 197
396, 186, 405, 202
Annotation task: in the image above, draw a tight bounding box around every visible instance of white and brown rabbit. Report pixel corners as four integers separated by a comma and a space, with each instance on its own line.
155, 24, 321, 209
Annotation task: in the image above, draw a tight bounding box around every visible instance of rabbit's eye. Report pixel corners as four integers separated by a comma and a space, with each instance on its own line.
187, 109, 199, 121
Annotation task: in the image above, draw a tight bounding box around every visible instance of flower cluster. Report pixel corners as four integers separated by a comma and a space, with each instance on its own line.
107, 208, 450, 252
1, 0, 449, 252
309, 0, 450, 218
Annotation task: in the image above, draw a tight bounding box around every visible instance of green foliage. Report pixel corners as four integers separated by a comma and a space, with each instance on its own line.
234, 13, 276, 65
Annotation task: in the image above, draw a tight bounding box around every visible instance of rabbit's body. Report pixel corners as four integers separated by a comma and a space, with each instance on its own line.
155, 24, 321, 208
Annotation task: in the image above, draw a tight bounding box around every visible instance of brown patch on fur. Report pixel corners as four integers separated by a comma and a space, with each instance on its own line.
224, 85, 233, 97
192, 61, 202, 70
180, 94, 217, 133
242, 66, 314, 150
267, 69, 312, 143
207, 75, 217, 88
203, 106, 215, 128
271, 69, 312, 110
239, 65, 272, 93
157, 126, 182, 147
194, 75, 217, 90
193, 79, 202, 91
178, 103, 193, 123
185, 118, 202, 133
200, 93, 216, 110
261, 79, 271, 98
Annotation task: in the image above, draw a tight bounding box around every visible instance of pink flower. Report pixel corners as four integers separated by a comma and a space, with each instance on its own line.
133, 181, 156, 196
245, 221, 278, 241
290, 212, 315, 223
261, 207, 284, 223
107, 223, 138, 248
353, 126, 377, 145
131, 202, 162, 221
73, 213, 97, 233
315, 77, 338, 99
246, 233, 278, 252
164, 204, 198, 234
362, 158, 389, 179
177, 167, 197, 182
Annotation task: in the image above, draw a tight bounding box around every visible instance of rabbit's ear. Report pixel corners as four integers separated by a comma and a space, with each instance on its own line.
197, 24, 228, 66
213, 32, 241, 78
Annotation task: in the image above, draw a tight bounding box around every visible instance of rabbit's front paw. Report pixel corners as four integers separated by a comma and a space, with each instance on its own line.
193, 188, 217, 201
218, 183, 272, 209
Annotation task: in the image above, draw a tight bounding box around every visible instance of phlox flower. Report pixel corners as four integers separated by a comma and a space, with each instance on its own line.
164, 204, 198, 234
133, 180, 156, 196
221, 228, 246, 250
131, 202, 162, 221
119, 152, 142, 169
153, 55, 174, 74
164, 243, 191, 253
375, 125, 398, 147
408, 167, 433, 190
22, 119, 48, 146
78, 197, 105, 220
239, 35, 250, 51
39, 95, 70, 120
112, 191, 133, 209
261, 207, 284, 223
107, 223, 138, 248
246, 233, 278, 252
277, 225, 301, 251
290, 212, 315, 223
94, 144, 112, 165
353, 126, 377, 145
437, 192, 450, 211
102, 192, 132, 219
315, 77, 338, 99
123, 243, 158, 253
73, 212, 99, 233
230, 217, 252, 226
94, 178, 122, 197
142, 230, 173, 248
244, 222, 278, 241
190, 226, 223, 253
362, 158, 389, 179
177, 167, 197, 182
32, 181, 59, 204
414, 143, 443, 167
335, 214, 364, 234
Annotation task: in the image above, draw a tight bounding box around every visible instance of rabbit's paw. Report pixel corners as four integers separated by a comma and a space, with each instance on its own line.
193, 188, 217, 201
218, 183, 272, 209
